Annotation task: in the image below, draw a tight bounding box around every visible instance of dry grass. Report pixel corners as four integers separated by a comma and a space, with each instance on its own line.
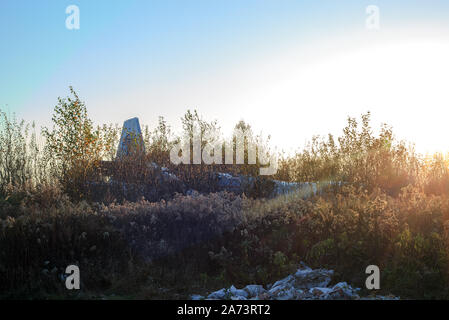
2, 90, 449, 299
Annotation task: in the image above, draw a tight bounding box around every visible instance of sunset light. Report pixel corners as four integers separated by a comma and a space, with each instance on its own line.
3, 0, 449, 311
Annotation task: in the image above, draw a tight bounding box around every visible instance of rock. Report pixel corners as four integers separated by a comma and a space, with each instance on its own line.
319, 282, 360, 300
268, 284, 288, 296
207, 288, 228, 300
214, 173, 323, 199
243, 285, 266, 297
191, 294, 204, 300
216, 173, 243, 194
271, 181, 302, 197
293, 267, 333, 289
194, 262, 398, 301
230, 295, 247, 300
272, 286, 302, 300
271, 275, 294, 290
256, 292, 272, 300
361, 294, 399, 300
306, 287, 335, 300
186, 189, 200, 197
311, 288, 324, 296
229, 285, 249, 299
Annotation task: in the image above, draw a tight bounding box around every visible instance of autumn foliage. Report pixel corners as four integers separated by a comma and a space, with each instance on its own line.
2, 89, 449, 299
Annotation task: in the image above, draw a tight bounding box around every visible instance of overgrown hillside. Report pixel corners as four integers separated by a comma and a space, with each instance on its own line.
1, 89, 449, 299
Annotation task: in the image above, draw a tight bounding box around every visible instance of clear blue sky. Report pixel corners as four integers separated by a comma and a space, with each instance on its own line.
2, 1, 449, 153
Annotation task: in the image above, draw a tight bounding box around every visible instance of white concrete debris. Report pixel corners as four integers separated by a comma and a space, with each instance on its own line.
216, 173, 244, 194
192, 263, 399, 300
243, 285, 266, 297
206, 288, 228, 300
215, 172, 321, 198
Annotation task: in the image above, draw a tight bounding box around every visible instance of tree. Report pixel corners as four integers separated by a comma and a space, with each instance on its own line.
42, 87, 101, 199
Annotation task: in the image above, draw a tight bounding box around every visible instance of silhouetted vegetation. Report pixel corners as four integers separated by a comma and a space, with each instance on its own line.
2, 88, 449, 299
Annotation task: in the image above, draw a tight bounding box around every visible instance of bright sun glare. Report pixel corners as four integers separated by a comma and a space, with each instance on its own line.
232, 39, 449, 156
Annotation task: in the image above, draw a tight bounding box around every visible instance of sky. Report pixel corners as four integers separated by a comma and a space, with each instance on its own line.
1, 0, 449, 155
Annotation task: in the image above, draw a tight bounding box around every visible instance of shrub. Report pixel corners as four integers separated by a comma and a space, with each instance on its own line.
42, 87, 102, 200
3, 90, 449, 299
0, 198, 130, 298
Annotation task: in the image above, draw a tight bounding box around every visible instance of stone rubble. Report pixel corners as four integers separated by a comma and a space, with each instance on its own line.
192, 263, 399, 300
215, 172, 321, 198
